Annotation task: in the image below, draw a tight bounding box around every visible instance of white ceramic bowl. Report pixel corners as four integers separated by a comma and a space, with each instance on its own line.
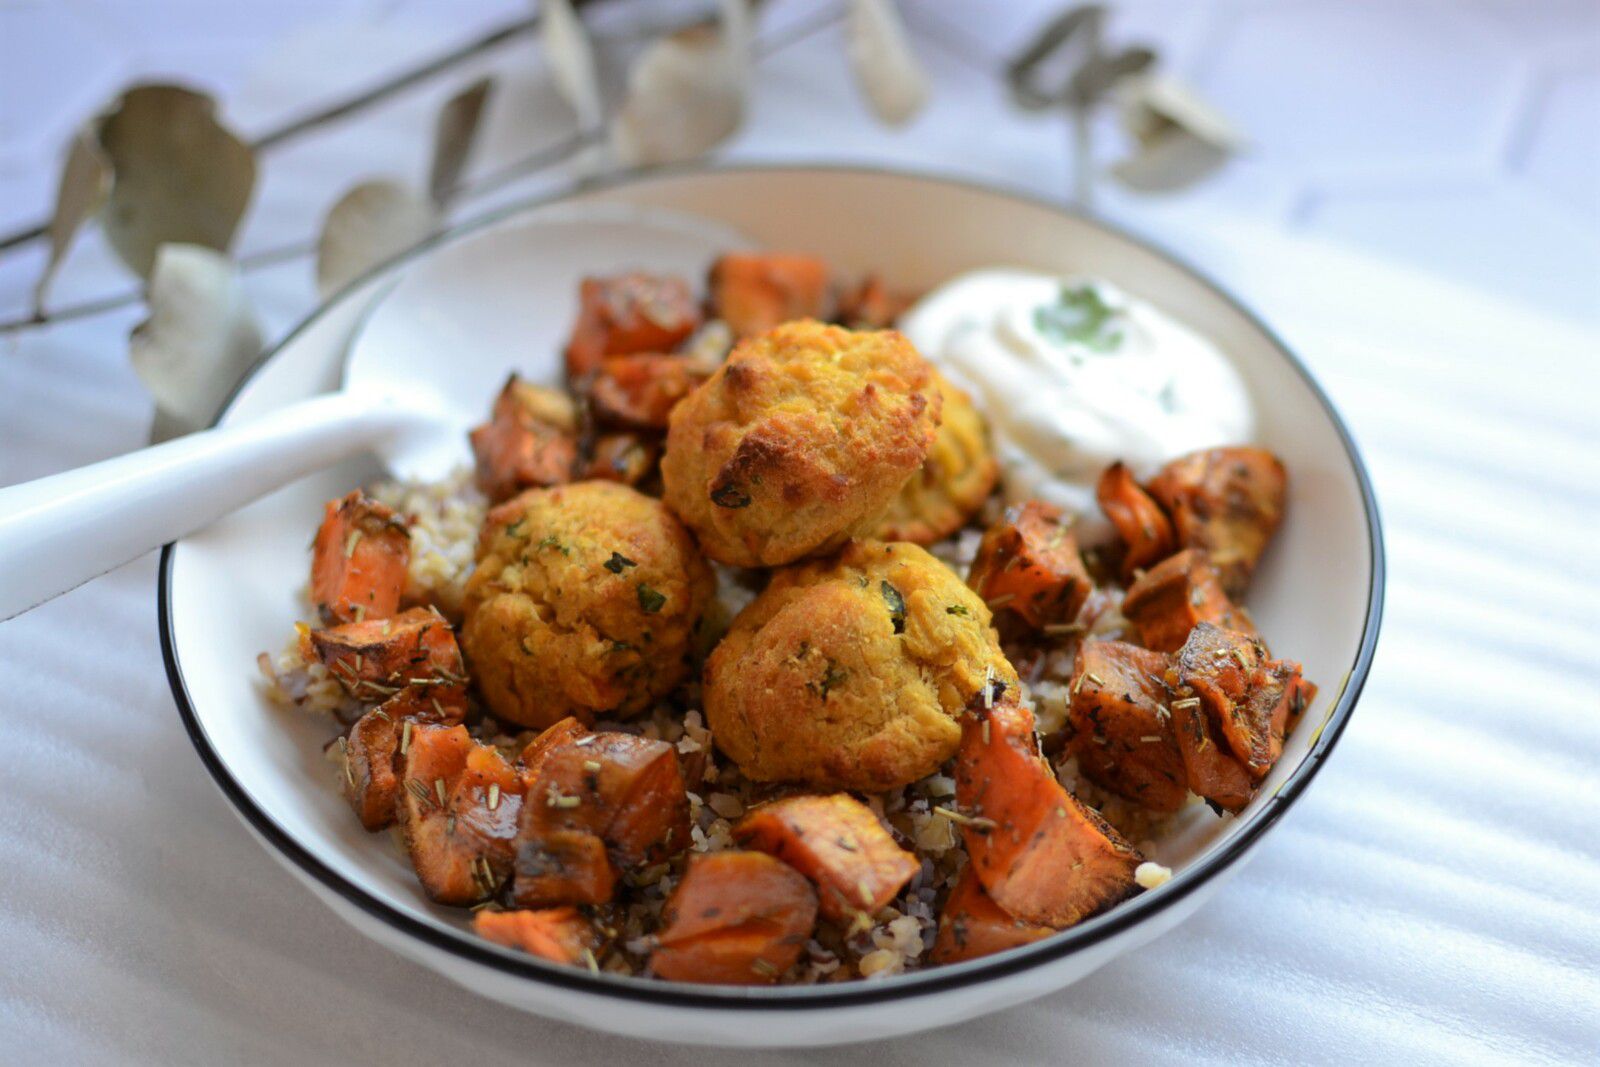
159, 165, 1383, 1048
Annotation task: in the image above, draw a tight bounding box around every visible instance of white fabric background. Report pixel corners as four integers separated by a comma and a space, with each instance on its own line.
1, 2, 1596, 1064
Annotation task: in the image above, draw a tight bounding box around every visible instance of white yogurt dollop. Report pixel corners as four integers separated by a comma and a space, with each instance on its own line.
900, 268, 1255, 539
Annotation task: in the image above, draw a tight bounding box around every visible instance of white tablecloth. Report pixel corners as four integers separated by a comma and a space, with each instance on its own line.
1, 4, 1596, 1064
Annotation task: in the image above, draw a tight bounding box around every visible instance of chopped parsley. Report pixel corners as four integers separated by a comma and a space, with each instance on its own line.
604, 551, 637, 574
1033, 284, 1124, 353
636, 584, 666, 614
808, 658, 848, 702
536, 533, 570, 555
880, 580, 906, 634
946, 603, 971, 617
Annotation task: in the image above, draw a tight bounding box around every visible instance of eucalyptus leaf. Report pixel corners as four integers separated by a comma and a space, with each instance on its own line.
96, 85, 257, 279
539, 0, 602, 129
1067, 46, 1154, 108
1006, 4, 1106, 110
130, 244, 262, 442
610, 2, 751, 166
34, 128, 111, 313
315, 180, 437, 299
1112, 75, 1243, 192
429, 78, 493, 208
846, 0, 928, 125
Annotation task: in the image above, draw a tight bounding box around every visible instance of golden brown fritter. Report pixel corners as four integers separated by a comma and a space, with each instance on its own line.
873, 371, 998, 544
704, 540, 1017, 792
461, 481, 715, 729
662, 320, 941, 568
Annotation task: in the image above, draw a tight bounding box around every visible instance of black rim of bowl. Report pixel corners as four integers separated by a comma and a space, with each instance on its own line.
158, 161, 1385, 1011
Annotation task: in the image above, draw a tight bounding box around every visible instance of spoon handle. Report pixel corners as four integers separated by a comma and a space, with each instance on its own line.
0, 391, 414, 621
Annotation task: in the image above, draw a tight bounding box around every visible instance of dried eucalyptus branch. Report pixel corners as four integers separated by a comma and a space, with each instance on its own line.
0, 13, 546, 258
0, 3, 847, 337
0, 129, 595, 335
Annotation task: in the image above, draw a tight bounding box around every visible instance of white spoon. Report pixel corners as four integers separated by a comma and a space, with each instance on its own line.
0, 204, 750, 621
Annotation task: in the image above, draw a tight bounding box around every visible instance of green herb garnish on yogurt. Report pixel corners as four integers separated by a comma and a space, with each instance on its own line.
1033, 284, 1124, 353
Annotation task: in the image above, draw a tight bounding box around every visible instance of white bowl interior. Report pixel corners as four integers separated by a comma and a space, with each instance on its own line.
166, 168, 1374, 1011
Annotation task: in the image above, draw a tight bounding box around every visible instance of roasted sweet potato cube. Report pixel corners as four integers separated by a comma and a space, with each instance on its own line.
566, 273, 701, 380
474, 907, 604, 966
519, 717, 589, 782
734, 794, 919, 923
929, 867, 1054, 964
303, 606, 464, 702
650, 851, 818, 984
396, 724, 524, 906
310, 491, 410, 625
836, 274, 915, 329
1165, 691, 1254, 815
1170, 622, 1301, 783
1068, 640, 1189, 814
1160, 621, 1311, 814
1095, 461, 1174, 581
540, 732, 690, 866
581, 432, 660, 487
590, 354, 710, 430
341, 685, 467, 831
967, 500, 1092, 629
1121, 549, 1255, 653
513, 731, 690, 907
468, 375, 579, 504
511, 829, 616, 908
342, 710, 406, 831
708, 253, 831, 339
954, 694, 1142, 927
1147, 447, 1286, 596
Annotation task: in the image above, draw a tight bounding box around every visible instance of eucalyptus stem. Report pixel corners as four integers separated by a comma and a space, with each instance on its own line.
250, 16, 540, 152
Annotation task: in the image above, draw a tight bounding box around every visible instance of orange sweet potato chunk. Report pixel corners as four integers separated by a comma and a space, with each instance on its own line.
468, 375, 578, 504
474, 907, 603, 967
311, 491, 410, 625
513, 731, 690, 907
1068, 640, 1189, 814
1169, 622, 1309, 793
396, 724, 524, 906
303, 606, 464, 702
1095, 461, 1174, 581
1121, 548, 1255, 654
734, 793, 919, 923
929, 867, 1054, 964
954, 694, 1141, 927
566, 273, 701, 380
651, 851, 818, 984
341, 685, 467, 832
581, 432, 660, 487
836, 274, 915, 329
968, 500, 1092, 629
519, 717, 589, 782
590, 354, 710, 430
1147, 447, 1286, 597
708, 253, 831, 339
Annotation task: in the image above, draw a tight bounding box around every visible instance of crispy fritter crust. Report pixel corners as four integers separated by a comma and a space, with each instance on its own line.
873, 371, 998, 544
461, 481, 715, 728
704, 540, 1016, 791
662, 321, 941, 567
